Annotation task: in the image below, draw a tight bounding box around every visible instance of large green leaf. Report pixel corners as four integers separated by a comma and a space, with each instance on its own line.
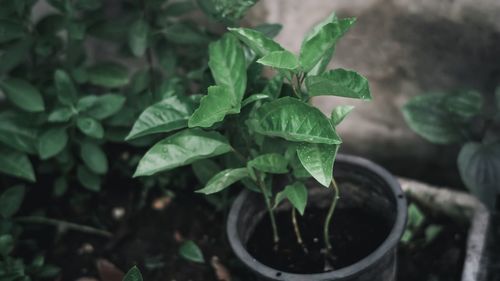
458, 142, 500, 209
127, 96, 194, 140
80, 94, 126, 120
134, 129, 232, 177
257, 50, 299, 71
189, 85, 240, 128
0, 78, 45, 112
0, 147, 35, 182
0, 185, 25, 218
80, 141, 108, 175
248, 153, 288, 174
299, 18, 355, 72
179, 240, 204, 263
123, 266, 143, 281
196, 168, 248, 195
248, 97, 341, 144
76, 117, 104, 139
0, 113, 38, 154
306, 69, 371, 100
445, 90, 483, 118
297, 142, 339, 187
228, 27, 283, 57
0, 19, 25, 43
331, 105, 355, 126
208, 34, 247, 103
402, 94, 463, 144
275, 182, 308, 215
87, 62, 129, 88
38, 127, 68, 159
128, 18, 149, 57
54, 69, 78, 106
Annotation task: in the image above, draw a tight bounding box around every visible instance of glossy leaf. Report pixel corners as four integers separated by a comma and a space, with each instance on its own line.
257, 50, 299, 71
196, 168, 248, 195
458, 142, 500, 209
54, 69, 78, 106
0, 78, 45, 112
87, 62, 129, 88
0, 147, 35, 182
228, 27, 283, 57
241, 94, 270, 107
445, 90, 483, 118
331, 105, 355, 126
403, 94, 463, 144
248, 97, 342, 144
297, 142, 339, 187
248, 153, 288, 174
0, 19, 25, 43
179, 240, 204, 263
306, 69, 371, 100
38, 127, 68, 159
77, 165, 101, 192
0, 185, 25, 218
80, 141, 108, 175
82, 94, 126, 120
208, 34, 247, 103
77, 117, 104, 139
189, 85, 240, 128
129, 18, 149, 57
134, 129, 232, 177
254, 23, 282, 38
276, 182, 308, 215
299, 18, 355, 72
127, 96, 194, 140
123, 266, 143, 281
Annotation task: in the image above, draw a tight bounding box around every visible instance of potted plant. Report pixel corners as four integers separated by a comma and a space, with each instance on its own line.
132, 12, 407, 280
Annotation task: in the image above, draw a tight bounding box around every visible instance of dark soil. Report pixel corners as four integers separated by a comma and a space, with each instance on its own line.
246, 207, 390, 273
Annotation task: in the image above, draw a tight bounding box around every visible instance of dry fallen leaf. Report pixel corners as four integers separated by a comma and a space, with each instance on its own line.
211, 256, 231, 281
96, 259, 124, 281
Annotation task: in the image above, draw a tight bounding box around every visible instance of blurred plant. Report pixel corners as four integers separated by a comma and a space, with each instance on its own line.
123, 266, 143, 281
403, 89, 500, 209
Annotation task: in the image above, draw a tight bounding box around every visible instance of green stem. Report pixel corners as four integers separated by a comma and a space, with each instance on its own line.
324, 178, 340, 252
292, 208, 308, 254
15, 216, 112, 238
257, 177, 280, 246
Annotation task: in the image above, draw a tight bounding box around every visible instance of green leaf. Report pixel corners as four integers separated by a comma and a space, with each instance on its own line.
196, 168, 248, 195
127, 96, 194, 140
299, 18, 355, 72
424, 224, 443, 244
179, 240, 204, 263
48, 107, 74, 122
123, 266, 143, 281
208, 34, 247, 103
228, 27, 283, 57
80, 141, 108, 175
0, 235, 14, 257
402, 203, 425, 243
76, 117, 104, 139
0, 113, 38, 153
402, 94, 463, 144
54, 69, 78, 106
241, 94, 270, 107
38, 127, 68, 159
0, 38, 32, 74
261, 74, 284, 99
297, 142, 339, 187
248, 97, 342, 144
134, 129, 232, 177
129, 18, 149, 57
458, 142, 500, 209
254, 23, 282, 38
0, 19, 25, 43
87, 62, 129, 88
0, 185, 25, 218
276, 182, 308, 215
257, 50, 299, 71
0, 78, 45, 112
163, 23, 208, 45
189, 85, 240, 128
248, 153, 288, 174
81, 94, 126, 120
445, 90, 483, 118
77, 165, 101, 192
306, 69, 371, 100
0, 147, 35, 182
331, 105, 355, 126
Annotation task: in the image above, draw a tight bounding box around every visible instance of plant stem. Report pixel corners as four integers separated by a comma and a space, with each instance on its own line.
292, 208, 308, 254
257, 177, 280, 246
15, 216, 113, 238
324, 178, 340, 252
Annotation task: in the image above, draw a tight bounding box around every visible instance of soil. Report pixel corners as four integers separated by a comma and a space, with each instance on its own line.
246, 207, 390, 273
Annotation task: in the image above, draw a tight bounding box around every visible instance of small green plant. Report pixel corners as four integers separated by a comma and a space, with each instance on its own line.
403, 89, 500, 209
132, 12, 371, 253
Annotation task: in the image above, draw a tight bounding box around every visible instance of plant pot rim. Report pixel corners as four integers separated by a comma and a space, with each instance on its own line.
227, 154, 407, 280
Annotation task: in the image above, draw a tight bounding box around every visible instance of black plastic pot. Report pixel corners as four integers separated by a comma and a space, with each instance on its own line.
227, 154, 407, 281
